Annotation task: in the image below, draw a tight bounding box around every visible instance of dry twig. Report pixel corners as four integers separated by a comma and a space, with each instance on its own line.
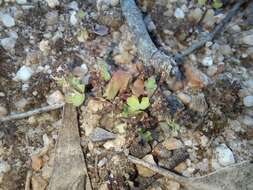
24, 170, 32, 190
174, 0, 248, 61
128, 155, 253, 190
0, 103, 65, 123
121, 0, 247, 68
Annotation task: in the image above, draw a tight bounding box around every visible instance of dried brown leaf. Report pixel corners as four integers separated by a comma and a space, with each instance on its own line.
104, 70, 131, 100
132, 78, 144, 97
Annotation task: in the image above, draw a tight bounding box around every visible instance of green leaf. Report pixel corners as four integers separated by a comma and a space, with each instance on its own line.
212, 0, 223, 9
77, 10, 85, 19
197, 0, 207, 6
65, 90, 85, 107
142, 131, 153, 142
98, 59, 111, 81
125, 96, 150, 115
127, 95, 140, 112
55, 77, 66, 87
139, 97, 150, 110
77, 29, 89, 42
138, 128, 153, 142
115, 123, 127, 134
164, 120, 181, 131
68, 76, 85, 93
145, 76, 157, 94
55, 76, 85, 107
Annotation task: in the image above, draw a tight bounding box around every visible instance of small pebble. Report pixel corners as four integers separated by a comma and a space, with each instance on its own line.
68, 1, 79, 10
73, 64, 88, 77
243, 96, 253, 107
0, 106, 7, 118
39, 40, 51, 53
1, 37, 16, 51
220, 45, 232, 56
202, 56, 213, 66
164, 180, 180, 190
136, 154, 156, 177
70, 11, 78, 25
203, 9, 215, 28
188, 8, 202, 23
16, 0, 27, 4
0, 160, 11, 174
94, 24, 108, 36
14, 66, 33, 82
177, 92, 191, 105
22, 83, 29, 91
207, 65, 218, 76
242, 115, 253, 127
241, 33, 253, 46
215, 144, 235, 166
45, 11, 58, 26
0, 14, 15, 27
184, 64, 211, 88
31, 175, 48, 190
200, 135, 208, 147
174, 8, 185, 19
162, 138, 183, 150
89, 127, 117, 142
14, 98, 28, 110
31, 155, 43, 171
46, 0, 59, 8
97, 157, 108, 167
189, 93, 208, 114
47, 90, 65, 105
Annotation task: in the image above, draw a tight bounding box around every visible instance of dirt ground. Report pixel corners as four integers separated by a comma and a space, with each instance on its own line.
0, 0, 253, 190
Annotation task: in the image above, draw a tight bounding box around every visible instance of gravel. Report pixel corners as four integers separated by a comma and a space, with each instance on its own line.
89, 127, 117, 142
215, 144, 235, 166
14, 66, 33, 82
174, 8, 185, 19
0, 13, 15, 27
202, 56, 213, 66
243, 96, 253, 107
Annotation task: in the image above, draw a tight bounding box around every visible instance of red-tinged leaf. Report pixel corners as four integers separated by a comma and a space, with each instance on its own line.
104, 70, 131, 100
132, 78, 144, 97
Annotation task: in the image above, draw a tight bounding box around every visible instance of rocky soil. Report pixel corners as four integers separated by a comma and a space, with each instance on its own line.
0, 0, 252, 190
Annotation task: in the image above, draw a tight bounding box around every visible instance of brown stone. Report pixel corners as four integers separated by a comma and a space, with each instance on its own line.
184, 64, 210, 89
31, 155, 43, 171
31, 175, 48, 190
162, 138, 183, 150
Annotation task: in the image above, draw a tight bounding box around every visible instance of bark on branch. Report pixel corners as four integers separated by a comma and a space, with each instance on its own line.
120, 0, 181, 80
121, 0, 247, 77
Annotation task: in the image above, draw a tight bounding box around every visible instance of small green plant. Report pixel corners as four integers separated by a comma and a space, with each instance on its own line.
160, 119, 181, 132
77, 10, 85, 19
144, 76, 157, 94
167, 119, 181, 132
55, 76, 85, 107
212, 0, 223, 9
98, 59, 111, 81
197, 0, 207, 6
138, 128, 153, 142
77, 28, 89, 42
122, 95, 150, 116
197, 0, 223, 9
